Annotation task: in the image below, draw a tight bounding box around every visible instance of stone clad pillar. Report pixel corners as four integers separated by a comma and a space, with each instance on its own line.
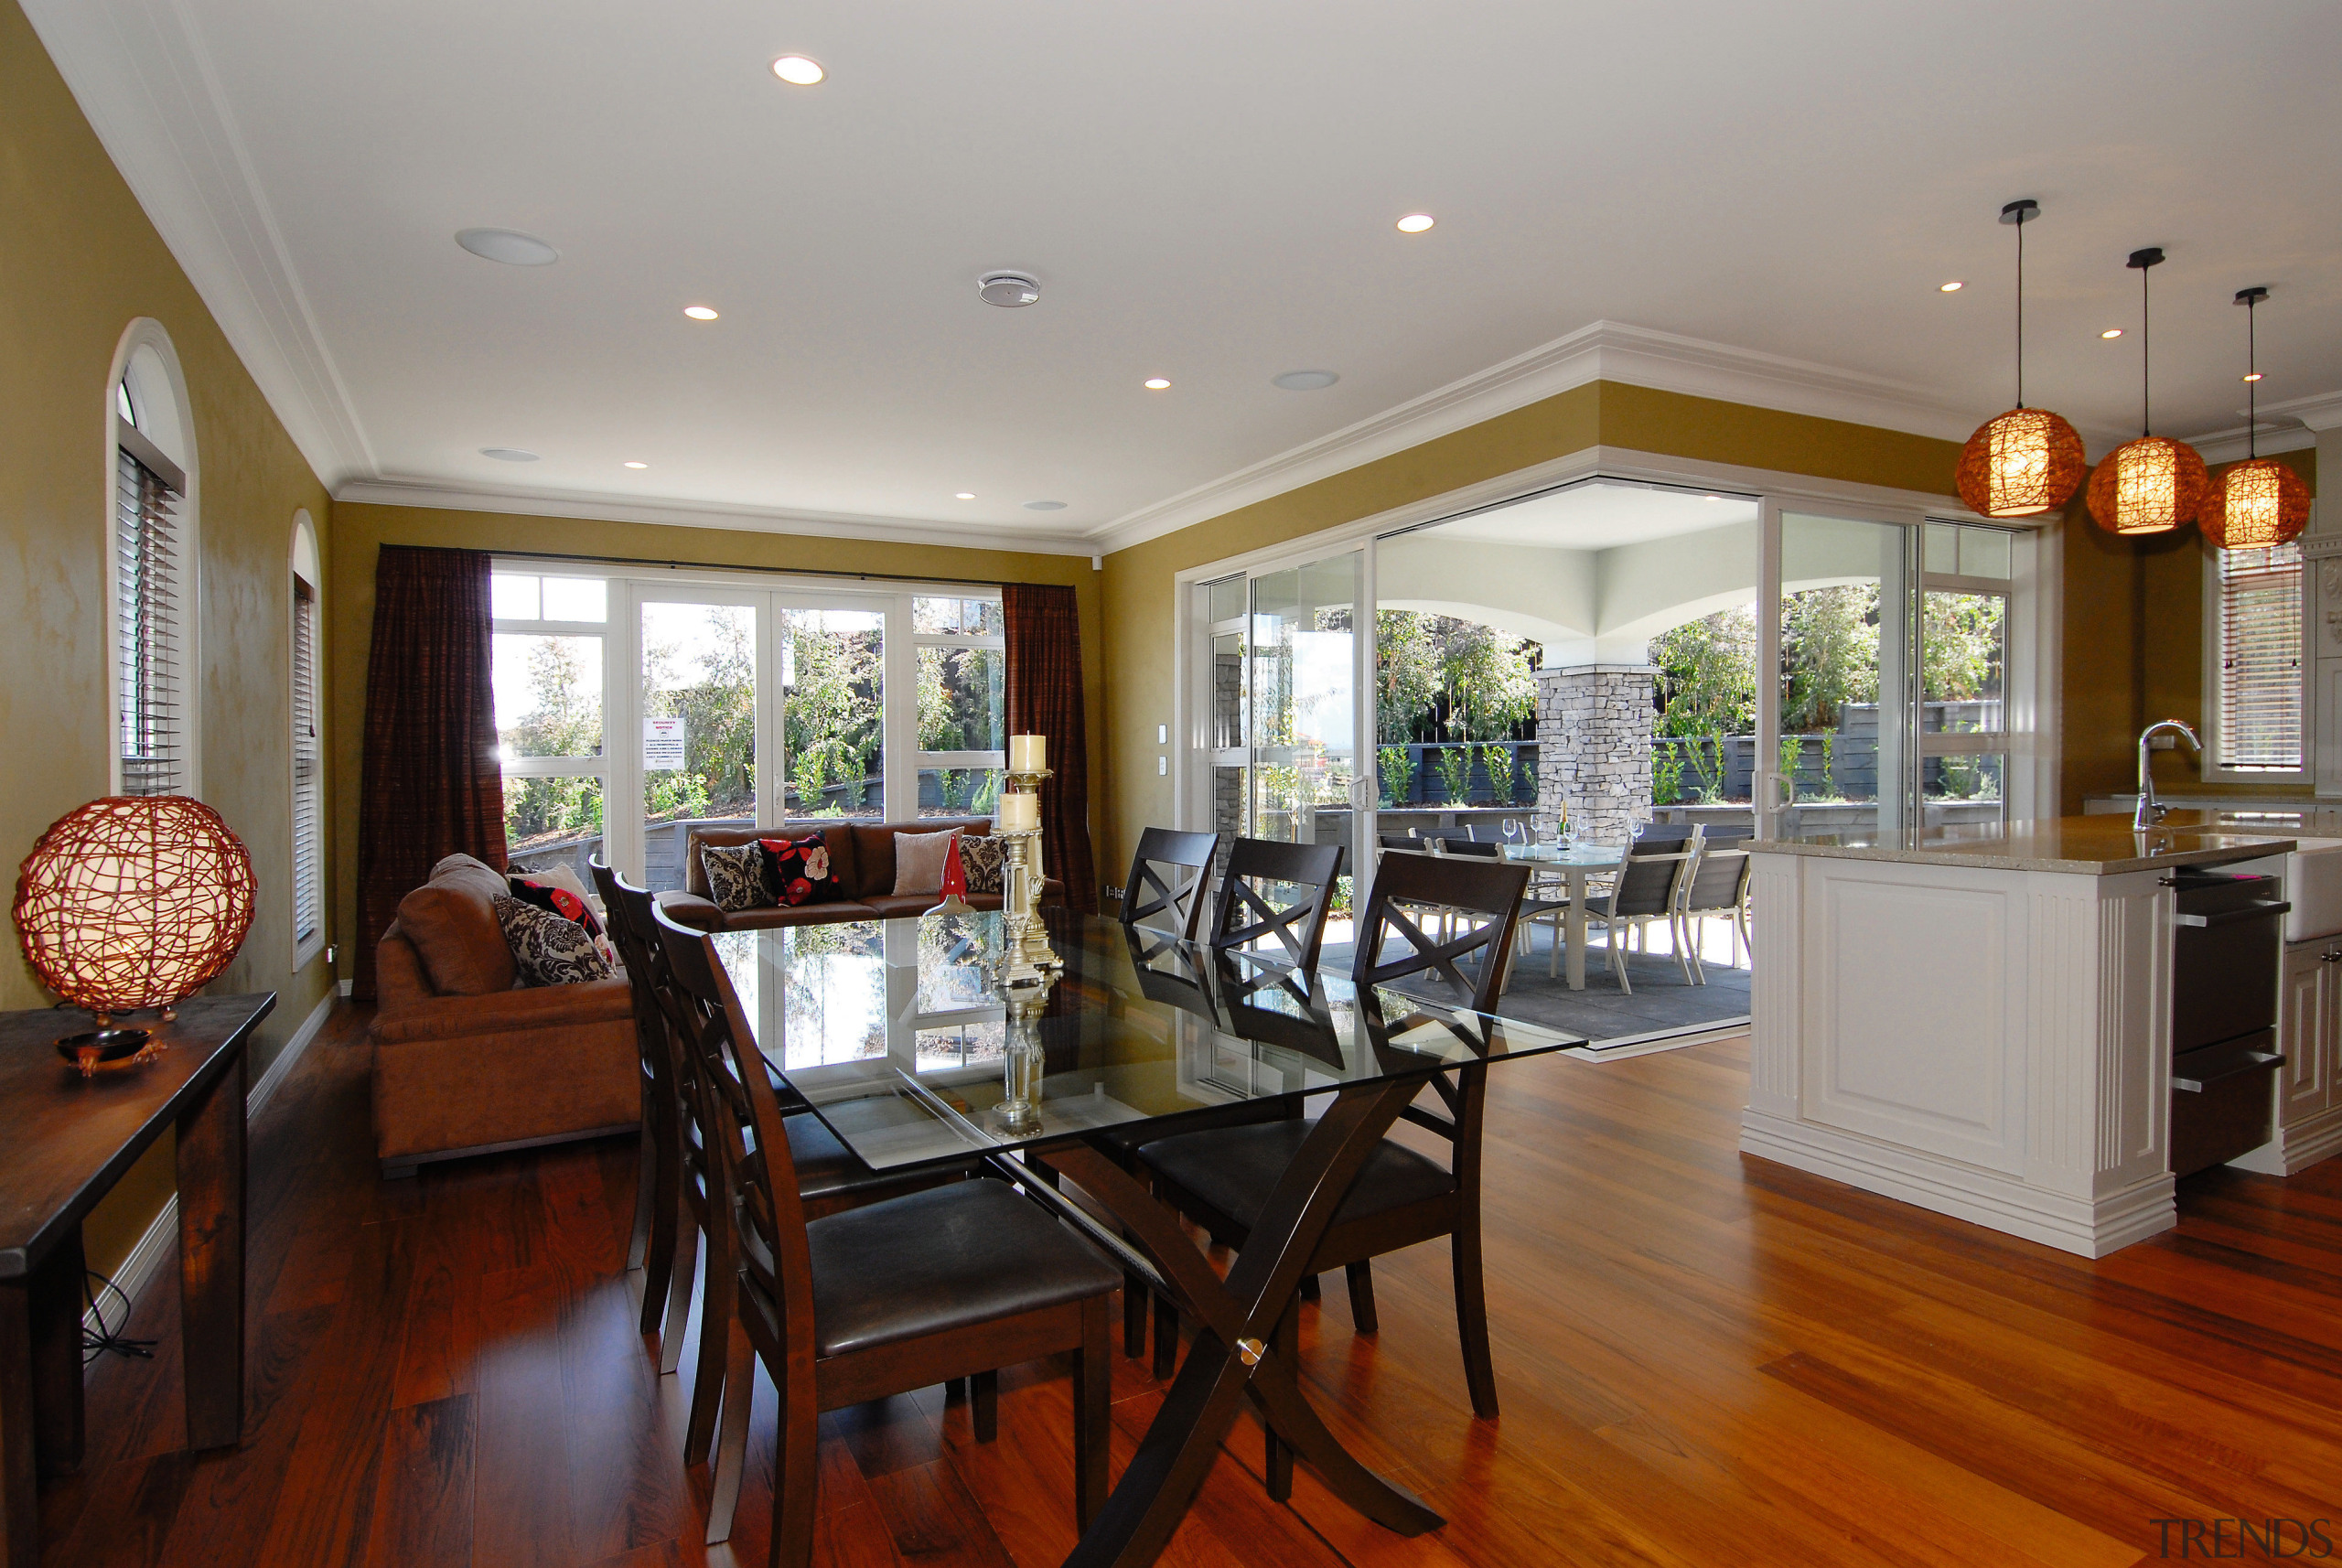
1535, 664, 1656, 841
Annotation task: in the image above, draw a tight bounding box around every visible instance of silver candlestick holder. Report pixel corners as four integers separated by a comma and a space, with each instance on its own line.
999, 768, 1060, 983
994, 972, 1056, 1135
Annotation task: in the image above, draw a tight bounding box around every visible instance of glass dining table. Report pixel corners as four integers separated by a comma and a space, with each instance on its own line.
710, 906, 1585, 1568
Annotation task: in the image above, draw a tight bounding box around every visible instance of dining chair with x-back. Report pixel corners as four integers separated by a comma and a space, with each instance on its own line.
1209, 837, 1346, 971
651, 905, 1122, 1566
1121, 826, 1225, 943
1137, 851, 1527, 1498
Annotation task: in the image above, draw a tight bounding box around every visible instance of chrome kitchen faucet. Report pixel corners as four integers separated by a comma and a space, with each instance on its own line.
2135, 719, 2202, 830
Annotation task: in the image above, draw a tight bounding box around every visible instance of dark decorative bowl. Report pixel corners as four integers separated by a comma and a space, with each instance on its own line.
57, 1028, 156, 1077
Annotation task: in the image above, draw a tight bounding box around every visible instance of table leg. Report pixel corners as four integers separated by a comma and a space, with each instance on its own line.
1049, 1081, 1445, 1568
1565, 868, 1589, 990
177, 1047, 247, 1452
1, 1281, 35, 1568
27, 1230, 82, 1476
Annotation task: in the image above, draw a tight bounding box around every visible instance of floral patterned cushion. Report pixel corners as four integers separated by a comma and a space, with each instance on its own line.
492, 895, 614, 986
757, 832, 844, 908
958, 833, 1006, 895
700, 842, 775, 912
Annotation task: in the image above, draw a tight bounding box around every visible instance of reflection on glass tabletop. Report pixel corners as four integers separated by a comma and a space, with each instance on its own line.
708, 909, 1585, 1173
1498, 842, 1627, 866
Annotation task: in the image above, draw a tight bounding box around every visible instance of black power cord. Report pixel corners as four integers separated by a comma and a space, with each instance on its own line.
81, 1270, 156, 1364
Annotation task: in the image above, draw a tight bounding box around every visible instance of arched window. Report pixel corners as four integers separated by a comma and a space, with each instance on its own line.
109, 322, 199, 797
292, 511, 326, 961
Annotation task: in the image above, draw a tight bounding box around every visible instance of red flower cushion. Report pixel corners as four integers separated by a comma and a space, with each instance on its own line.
757, 832, 845, 908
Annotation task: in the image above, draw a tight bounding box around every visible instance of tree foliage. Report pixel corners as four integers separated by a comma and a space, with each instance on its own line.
1374, 610, 1538, 744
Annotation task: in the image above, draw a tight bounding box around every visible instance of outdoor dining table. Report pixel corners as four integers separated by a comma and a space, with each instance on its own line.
1498, 840, 1628, 990
711, 906, 1584, 1568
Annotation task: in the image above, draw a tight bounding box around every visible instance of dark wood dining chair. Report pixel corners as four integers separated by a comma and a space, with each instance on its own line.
650, 905, 1121, 1565
1209, 837, 1346, 971
1138, 853, 1526, 1487
602, 872, 962, 1517
1121, 826, 1224, 941
588, 859, 684, 1331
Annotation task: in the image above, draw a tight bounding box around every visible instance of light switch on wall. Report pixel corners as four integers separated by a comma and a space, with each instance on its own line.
1157, 756, 1168, 776
1157, 724, 1168, 744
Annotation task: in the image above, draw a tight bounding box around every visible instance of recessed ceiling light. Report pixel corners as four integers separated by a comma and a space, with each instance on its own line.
1025, 500, 1067, 511
624, 461, 649, 469
1939, 280, 1963, 292
978, 272, 1041, 307
683, 305, 720, 320
1273, 370, 1338, 391
455, 228, 559, 266
2243, 372, 2264, 382
1395, 214, 1435, 233
2100, 328, 2123, 338
771, 55, 824, 85
1144, 378, 1171, 390
1704, 494, 1722, 501
480, 447, 539, 462
955, 492, 976, 499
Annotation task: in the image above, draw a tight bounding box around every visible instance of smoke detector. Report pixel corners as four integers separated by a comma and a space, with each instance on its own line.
978, 272, 1041, 307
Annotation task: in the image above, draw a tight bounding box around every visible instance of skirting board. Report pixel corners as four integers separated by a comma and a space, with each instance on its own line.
2228, 1106, 2342, 1177
81, 988, 338, 1341
1740, 1109, 2178, 1259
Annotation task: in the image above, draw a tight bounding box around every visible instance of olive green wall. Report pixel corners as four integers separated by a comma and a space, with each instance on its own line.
327, 502, 1106, 970
1096, 381, 1974, 885
2063, 446, 2320, 813
4, 0, 338, 1275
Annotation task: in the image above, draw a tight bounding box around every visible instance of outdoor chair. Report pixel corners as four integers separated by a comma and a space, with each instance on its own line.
1585, 828, 1703, 993
1675, 834, 1754, 981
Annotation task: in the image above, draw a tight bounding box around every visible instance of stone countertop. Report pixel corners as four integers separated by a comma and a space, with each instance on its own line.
1747, 815, 2302, 875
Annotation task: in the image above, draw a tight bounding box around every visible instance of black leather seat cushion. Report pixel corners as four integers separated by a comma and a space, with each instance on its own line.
806, 1180, 1120, 1358
1140, 1120, 1456, 1232
1098, 1098, 1290, 1157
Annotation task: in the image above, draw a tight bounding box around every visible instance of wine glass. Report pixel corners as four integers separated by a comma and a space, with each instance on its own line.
1503, 818, 1526, 850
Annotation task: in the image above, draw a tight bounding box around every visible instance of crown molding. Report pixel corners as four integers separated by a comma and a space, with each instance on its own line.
24, 0, 375, 489
2177, 422, 2320, 467
1089, 321, 2079, 556
334, 478, 1102, 558
2265, 391, 2342, 434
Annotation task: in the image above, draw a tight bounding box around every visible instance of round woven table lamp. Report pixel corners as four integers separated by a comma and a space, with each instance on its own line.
1956, 406, 2086, 518
13, 796, 256, 1026
2199, 458, 2312, 551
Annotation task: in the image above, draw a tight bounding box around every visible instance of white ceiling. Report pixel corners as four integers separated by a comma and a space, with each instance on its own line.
30, 0, 2342, 553
1428, 483, 1761, 551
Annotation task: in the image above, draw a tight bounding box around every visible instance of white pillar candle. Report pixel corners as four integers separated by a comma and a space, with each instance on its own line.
1000, 790, 1040, 832
1008, 734, 1047, 773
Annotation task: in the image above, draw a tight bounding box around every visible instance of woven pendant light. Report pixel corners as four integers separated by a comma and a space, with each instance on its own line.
2088, 248, 2207, 535
2200, 286, 2312, 550
1957, 199, 2086, 518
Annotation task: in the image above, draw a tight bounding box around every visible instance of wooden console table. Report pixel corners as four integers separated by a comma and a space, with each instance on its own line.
0, 993, 273, 1567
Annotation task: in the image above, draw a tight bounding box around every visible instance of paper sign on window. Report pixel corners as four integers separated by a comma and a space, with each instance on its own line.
644, 715, 687, 770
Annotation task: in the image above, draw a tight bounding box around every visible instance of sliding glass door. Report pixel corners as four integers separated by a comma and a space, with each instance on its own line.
1767, 512, 1918, 839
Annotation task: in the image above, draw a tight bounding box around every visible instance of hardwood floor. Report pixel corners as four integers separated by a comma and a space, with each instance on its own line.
38, 1004, 2342, 1567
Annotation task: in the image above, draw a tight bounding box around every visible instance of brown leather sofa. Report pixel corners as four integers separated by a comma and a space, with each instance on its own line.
370, 853, 639, 1177
655, 817, 1062, 931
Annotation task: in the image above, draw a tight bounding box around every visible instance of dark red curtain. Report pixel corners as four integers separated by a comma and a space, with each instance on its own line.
1003, 582, 1097, 913
353, 546, 506, 999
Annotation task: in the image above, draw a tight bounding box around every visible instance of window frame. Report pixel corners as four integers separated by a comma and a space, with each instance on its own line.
106, 322, 199, 800
488, 562, 1004, 883
2201, 540, 2310, 783
291, 513, 327, 966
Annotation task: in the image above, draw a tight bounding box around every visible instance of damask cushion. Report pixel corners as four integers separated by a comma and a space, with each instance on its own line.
957, 833, 1006, 895
700, 842, 775, 912
757, 832, 845, 908
493, 895, 615, 987
893, 830, 959, 897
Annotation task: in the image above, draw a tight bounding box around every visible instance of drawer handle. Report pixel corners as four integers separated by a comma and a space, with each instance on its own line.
2174, 899, 2293, 928
2324, 950, 2342, 963
2172, 1050, 2286, 1092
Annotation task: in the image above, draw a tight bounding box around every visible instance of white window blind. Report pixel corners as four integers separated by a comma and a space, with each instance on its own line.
293, 578, 324, 946
115, 435, 187, 795
2218, 542, 2304, 771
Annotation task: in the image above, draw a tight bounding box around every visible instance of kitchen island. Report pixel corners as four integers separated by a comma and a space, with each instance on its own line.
1741, 815, 2324, 1257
